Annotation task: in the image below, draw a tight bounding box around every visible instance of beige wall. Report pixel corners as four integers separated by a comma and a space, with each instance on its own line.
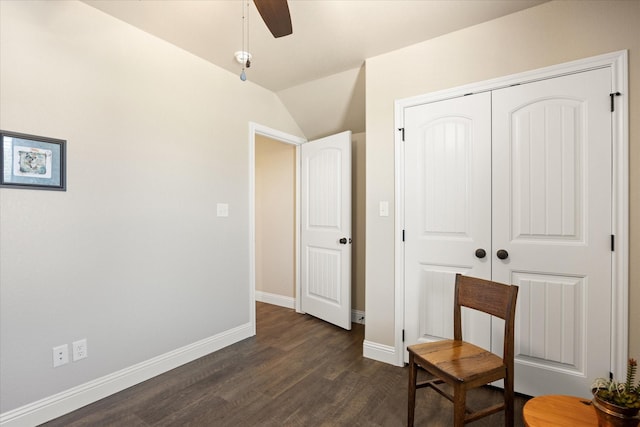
255, 135, 296, 299
352, 132, 366, 312
0, 0, 304, 413
277, 66, 366, 140
365, 0, 640, 357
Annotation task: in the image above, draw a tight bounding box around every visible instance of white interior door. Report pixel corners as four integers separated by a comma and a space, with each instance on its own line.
403, 92, 492, 361
492, 68, 612, 397
301, 131, 352, 330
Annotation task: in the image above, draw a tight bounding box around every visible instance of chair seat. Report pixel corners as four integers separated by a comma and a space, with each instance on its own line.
409, 340, 506, 386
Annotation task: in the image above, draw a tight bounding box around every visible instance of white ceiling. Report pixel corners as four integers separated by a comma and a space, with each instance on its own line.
82, 0, 547, 139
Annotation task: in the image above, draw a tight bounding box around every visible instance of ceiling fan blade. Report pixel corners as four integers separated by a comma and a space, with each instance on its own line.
253, 0, 292, 38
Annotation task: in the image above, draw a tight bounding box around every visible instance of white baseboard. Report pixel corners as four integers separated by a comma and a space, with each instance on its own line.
0, 322, 253, 427
363, 340, 401, 366
255, 291, 295, 309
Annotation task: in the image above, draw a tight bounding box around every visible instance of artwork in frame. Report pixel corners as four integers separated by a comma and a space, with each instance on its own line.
0, 130, 66, 191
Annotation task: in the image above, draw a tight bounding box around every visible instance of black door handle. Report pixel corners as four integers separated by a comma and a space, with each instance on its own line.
496, 249, 509, 260
475, 248, 487, 259
339, 237, 348, 244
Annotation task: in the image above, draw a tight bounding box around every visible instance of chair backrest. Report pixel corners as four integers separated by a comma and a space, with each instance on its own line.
453, 274, 519, 361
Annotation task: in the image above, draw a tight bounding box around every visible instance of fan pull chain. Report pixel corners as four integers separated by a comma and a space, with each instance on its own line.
239, 0, 248, 81
246, 0, 251, 68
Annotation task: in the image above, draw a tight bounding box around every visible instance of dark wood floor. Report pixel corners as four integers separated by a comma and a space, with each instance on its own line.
42, 302, 530, 426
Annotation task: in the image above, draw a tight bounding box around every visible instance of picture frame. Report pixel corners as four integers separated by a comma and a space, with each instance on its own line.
1, 130, 66, 191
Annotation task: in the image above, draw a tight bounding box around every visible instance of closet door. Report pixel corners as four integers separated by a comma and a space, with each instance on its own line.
492, 68, 612, 397
403, 92, 492, 360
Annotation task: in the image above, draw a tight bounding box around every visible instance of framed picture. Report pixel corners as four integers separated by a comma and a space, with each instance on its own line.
1, 130, 66, 191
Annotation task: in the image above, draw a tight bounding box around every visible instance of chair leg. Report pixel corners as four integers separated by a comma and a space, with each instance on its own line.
408, 353, 417, 427
453, 385, 466, 427
504, 371, 514, 427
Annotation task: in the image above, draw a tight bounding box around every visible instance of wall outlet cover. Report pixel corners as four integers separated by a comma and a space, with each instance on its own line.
53, 344, 69, 367
72, 339, 88, 361
216, 203, 229, 217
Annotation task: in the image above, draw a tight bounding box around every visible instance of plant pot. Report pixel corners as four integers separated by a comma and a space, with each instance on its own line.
592, 394, 640, 427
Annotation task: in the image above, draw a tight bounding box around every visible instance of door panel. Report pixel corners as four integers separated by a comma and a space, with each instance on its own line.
301, 131, 352, 330
404, 92, 492, 360
508, 99, 583, 242
514, 274, 584, 365
492, 68, 612, 397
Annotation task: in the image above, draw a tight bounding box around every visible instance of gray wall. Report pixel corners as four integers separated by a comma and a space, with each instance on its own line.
0, 0, 303, 413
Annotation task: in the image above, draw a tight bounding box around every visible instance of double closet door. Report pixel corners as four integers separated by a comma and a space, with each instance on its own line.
403, 68, 612, 397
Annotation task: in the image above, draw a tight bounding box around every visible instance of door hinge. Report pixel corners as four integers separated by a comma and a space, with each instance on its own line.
610, 91, 621, 112
398, 127, 405, 141
610, 371, 614, 380
402, 329, 405, 342
611, 234, 615, 252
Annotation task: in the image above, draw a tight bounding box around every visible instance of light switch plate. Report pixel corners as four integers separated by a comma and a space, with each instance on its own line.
379, 201, 389, 217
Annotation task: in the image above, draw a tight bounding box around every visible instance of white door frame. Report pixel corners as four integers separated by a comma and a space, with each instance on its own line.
249, 122, 306, 334
394, 51, 629, 379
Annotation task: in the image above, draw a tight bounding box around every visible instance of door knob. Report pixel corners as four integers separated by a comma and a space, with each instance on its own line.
339, 237, 348, 244
475, 248, 487, 259
496, 249, 509, 260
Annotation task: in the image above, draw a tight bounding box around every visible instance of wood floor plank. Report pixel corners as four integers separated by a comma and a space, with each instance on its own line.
41, 302, 530, 426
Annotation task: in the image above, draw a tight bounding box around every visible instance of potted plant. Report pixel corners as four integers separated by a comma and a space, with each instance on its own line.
592, 358, 640, 427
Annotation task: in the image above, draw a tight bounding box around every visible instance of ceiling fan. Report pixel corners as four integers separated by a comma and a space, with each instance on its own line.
253, 0, 293, 38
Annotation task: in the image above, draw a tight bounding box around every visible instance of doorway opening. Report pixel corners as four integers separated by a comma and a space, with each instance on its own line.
248, 123, 305, 334
255, 134, 297, 308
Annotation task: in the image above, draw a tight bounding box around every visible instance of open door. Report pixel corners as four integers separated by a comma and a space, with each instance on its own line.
301, 131, 352, 330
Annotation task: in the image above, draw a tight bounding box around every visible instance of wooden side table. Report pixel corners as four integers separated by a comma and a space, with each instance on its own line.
523, 395, 598, 426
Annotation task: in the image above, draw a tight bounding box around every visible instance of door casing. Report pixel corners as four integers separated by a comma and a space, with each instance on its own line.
394, 50, 629, 380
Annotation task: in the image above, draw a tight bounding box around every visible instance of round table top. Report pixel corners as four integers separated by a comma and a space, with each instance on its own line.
523, 394, 597, 426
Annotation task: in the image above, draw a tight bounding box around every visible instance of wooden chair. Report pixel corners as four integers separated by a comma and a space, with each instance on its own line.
407, 274, 518, 427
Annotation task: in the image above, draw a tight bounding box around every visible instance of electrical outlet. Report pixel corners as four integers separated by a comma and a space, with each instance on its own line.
72, 339, 88, 361
53, 344, 69, 367
216, 203, 229, 217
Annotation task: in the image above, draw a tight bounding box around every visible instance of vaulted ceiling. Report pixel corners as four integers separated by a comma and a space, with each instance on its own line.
82, 0, 547, 139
